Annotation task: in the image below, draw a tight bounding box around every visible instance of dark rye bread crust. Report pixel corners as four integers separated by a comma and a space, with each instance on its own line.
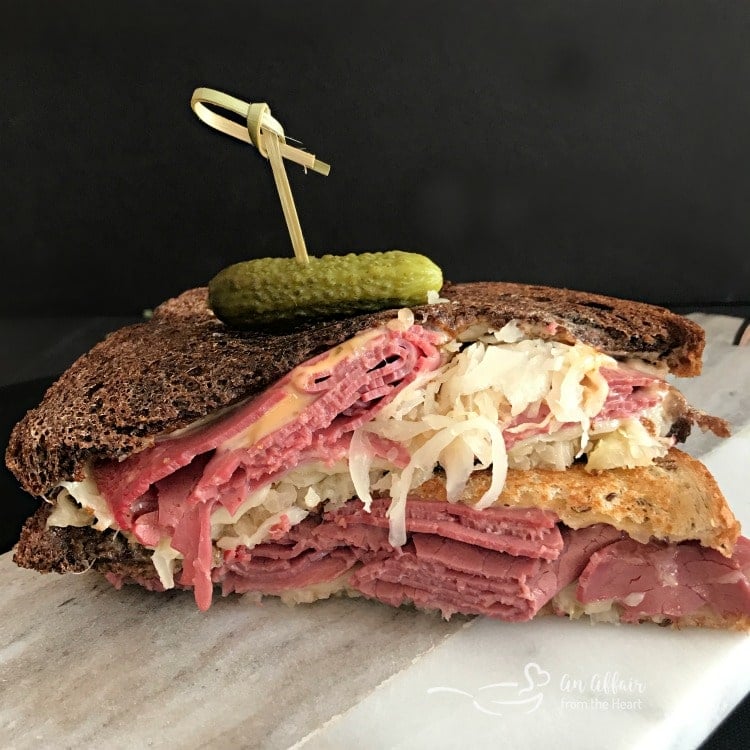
14, 503, 156, 579
6, 281, 704, 497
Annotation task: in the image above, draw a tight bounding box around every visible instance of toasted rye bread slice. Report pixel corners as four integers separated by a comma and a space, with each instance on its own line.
14, 502, 155, 577
408, 449, 739, 556
6, 282, 705, 497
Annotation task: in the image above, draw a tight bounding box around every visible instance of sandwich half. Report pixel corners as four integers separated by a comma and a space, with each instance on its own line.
7, 282, 750, 629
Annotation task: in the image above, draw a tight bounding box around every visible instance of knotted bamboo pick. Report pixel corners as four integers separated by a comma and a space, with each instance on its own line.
190, 87, 330, 264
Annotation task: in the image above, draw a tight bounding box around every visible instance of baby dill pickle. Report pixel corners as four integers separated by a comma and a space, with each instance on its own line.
208, 251, 443, 328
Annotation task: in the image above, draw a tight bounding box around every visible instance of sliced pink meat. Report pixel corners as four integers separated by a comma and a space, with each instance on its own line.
236, 516, 392, 560
503, 404, 553, 448
105, 478, 750, 625
324, 498, 563, 560
596, 366, 665, 422
577, 536, 750, 622
210, 512, 620, 621
350, 525, 622, 621
209, 500, 750, 624
211, 500, 564, 608
217, 548, 358, 596
600, 366, 663, 390
502, 366, 665, 447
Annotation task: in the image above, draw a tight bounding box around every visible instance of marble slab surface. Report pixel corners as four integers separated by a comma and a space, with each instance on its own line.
0, 568, 462, 749
1, 317, 749, 749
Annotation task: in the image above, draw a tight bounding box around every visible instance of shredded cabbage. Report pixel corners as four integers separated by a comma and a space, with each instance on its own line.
216, 506, 309, 551
386, 415, 507, 545
151, 537, 181, 589
349, 431, 376, 511
278, 572, 357, 605
585, 418, 670, 471
507, 432, 580, 471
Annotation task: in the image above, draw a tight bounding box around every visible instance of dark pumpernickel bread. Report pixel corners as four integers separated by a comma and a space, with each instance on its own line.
5, 281, 704, 497
14, 503, 156, 579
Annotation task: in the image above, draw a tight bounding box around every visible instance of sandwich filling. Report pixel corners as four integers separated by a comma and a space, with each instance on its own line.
48, 315, 722, 614
103, 499, 750, 625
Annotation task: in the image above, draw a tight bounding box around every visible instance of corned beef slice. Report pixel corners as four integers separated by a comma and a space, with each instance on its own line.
93, 326, 442, 609
215, 502, 564, 604
213, 504, 607, 621
597, 367, 663, 421
219, 548, 359, 595
325, 499, 564, 559
577, 536, 750, 621
216, 508, 750, 622
349, 525, 623, 621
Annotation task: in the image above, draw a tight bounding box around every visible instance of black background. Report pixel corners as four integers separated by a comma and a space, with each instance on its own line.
3, 0, 750, 315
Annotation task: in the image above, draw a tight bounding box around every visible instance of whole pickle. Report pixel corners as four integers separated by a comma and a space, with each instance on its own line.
208, 251, 444, 328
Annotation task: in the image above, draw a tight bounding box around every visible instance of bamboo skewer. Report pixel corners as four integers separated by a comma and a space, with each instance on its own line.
264, 129, 308, 263
190, 87, 330, 264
